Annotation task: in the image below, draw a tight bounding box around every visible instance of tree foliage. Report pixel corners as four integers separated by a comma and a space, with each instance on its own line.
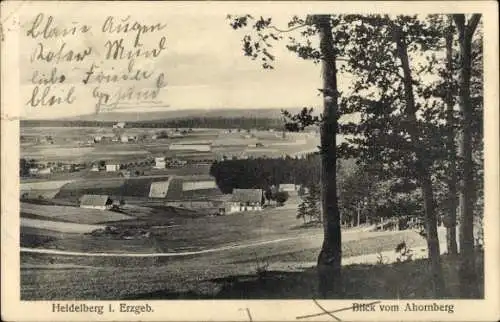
226, 13, 483, 299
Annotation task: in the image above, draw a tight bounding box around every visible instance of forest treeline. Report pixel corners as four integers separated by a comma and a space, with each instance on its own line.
20, 116, 284, 130
209, 153, 323, 193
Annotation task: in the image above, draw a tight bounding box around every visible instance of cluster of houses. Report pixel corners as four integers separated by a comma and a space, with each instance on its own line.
92, 134, 139, 144
78, 179, 300, 215
153, 157, 187, 169
90, 127, 196, 145
27, 161, 85, 176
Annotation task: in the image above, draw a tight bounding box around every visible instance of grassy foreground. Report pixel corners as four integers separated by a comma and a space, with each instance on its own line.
127, 252, 484, 300
21, 251, 483, 300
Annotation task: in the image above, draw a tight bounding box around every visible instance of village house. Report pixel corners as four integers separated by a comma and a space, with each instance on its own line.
229, 189, 264, 213
119, 170, 131, 178
167, 158, 187, 167
113, 122, 126, 129
38, 168, 51, 175
120, 135, 129, 143
279, 183, 299, 197
105, 162, 120, 172
79, 194, 113, 210
154, 156, 166, 169
149, 176, 228, 215
90, 164, 100, 172
29, 168, 39, 175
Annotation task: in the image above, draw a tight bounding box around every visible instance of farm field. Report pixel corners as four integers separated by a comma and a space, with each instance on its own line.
20, 201, 438, 256
20, 205, 309, 253
19, 124, 443, 301
21, 203, 134, 224
21, 126, 319, 163
21, 218, 106, 234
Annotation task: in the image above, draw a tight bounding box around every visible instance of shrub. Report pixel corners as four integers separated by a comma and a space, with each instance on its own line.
275, 191, 289, 206
395, 241, 413, 262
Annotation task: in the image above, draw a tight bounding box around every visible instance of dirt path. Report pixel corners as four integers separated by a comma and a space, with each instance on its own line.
21, 233, 324, 257
20, 229, 412, 258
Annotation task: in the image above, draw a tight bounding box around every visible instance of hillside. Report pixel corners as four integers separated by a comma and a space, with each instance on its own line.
20, 108, 307, 129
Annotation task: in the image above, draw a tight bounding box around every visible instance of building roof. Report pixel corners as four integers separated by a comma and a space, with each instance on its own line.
231, 189, 263, 203
80, 194, 111, 207
279, 184, 296, 191
164, 177, 224, 201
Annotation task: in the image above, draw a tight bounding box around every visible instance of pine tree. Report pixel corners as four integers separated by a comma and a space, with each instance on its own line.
453, 13, 482, 298
297, 200, 308, 224
305, 184, 321, 223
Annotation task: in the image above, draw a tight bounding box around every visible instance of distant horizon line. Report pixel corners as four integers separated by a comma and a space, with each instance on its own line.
21, 106, 317, 121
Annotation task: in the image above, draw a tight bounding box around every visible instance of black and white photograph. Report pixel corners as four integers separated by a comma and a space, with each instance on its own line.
1, 1, 499, 321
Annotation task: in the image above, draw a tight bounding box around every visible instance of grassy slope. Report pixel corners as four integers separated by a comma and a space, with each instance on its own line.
20, 202, 134, 224
20, 252, 484, 300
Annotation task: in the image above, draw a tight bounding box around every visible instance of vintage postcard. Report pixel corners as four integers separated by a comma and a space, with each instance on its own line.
1, 1, 499, 321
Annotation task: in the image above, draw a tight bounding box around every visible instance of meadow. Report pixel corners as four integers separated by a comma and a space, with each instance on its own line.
21, 202, 134, 224
21, 126, 319, 163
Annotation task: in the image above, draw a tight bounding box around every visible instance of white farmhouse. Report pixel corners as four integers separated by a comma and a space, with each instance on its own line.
29, 168, 39, 175
106, 162, 119, 172
38, 168, 51, 175
279, 183, 299, 197
228, 189, 264, 213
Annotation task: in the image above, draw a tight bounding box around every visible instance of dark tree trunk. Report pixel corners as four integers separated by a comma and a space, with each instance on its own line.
420, 168, 447, 296
390, 21, 447, 297
315, 15, 342, 298
444, 19, 458, 255
454, 14, 481, 298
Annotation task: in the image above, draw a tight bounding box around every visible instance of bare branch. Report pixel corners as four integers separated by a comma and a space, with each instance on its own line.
269, 24, 308, 34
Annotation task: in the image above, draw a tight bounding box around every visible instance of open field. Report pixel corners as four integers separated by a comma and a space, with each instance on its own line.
21, 203, 134, 224
20, 206, 309, 253
21, 126, 319, 163
20, 203, 439, 256
20, 124, 462, 301
20, 187, 460, 300
21, 218, 106, 234
51, 174, 223, 201
20, 229, 477, 300
20, 180, 75, 190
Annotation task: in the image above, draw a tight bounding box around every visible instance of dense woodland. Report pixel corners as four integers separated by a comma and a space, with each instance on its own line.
210, 153, 322, 193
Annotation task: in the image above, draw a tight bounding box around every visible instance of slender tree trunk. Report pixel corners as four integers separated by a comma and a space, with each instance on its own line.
315, 15, 342, 298
444, 19, 458, 255
357, 202, 361, 226
454, 14, 481, 298
420, 169, 447, 295
390, 21, 447, 297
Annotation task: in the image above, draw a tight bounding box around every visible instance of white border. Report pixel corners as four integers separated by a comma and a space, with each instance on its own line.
1, 1, 499, 321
